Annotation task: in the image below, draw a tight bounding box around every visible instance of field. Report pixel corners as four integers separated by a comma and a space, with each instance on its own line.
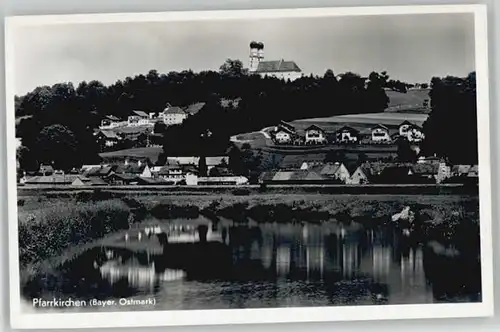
99, 146, 163, 163
293, 112, 429, 131
385, 89, 430, 112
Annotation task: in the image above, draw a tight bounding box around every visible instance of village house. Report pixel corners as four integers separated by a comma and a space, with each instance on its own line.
71, 176, 107, 186
334, 126, 359, 143
399, 121, 425, 142
38, 164, 54, 176
128, 110, 150, 127
106, 173, 138, 185
163, 104, 188, 126
247, 41, 302, 81
304, 125, 327, 144
371, 124, 391, 143
186, 173, 249, 186
274, 126, 295, 144
166, 156, 229, 172
99, 115, 124, 130
95, 130, 121, 148
82, 165, 116, 178
157, 163, 185, 182
308, 162, 351, 183
347, 166, 370, 184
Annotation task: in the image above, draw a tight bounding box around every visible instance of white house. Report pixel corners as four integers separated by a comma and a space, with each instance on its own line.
274, 126, 295, 144
304, 125, 327, 144
371, 124, 391, 142
163, 104, 188, 126
399, 121, 425, 142
128, 111, 150, 127
247, 41, 302, 81
186, 174, 248, 186
100, 115, 125, 130
347, 166, 370, 184
335, 126, 359, 143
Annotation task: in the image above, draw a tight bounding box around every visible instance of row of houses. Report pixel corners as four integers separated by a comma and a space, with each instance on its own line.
260, 157, 478, 185
272, 120, 425, 146
99, 102, 206, 130
21, 156, 243, 187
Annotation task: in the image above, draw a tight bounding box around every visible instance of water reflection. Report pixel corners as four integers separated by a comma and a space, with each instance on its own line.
25, 217, 481, 310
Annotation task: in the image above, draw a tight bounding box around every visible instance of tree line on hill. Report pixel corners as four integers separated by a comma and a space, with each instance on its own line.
14, 58, 477, 174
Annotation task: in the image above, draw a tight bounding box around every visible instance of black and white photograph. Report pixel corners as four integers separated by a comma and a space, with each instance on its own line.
5, 4, 493, 329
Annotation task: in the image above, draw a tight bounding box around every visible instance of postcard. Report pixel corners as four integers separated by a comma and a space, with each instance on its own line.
4, 4, 493, 329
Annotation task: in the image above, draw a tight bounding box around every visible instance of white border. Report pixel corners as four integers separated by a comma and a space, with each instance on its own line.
4, 4, 493, 329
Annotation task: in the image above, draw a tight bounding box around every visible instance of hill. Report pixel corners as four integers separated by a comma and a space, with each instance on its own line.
385, 89, 430, 113
99, 147, 163, 164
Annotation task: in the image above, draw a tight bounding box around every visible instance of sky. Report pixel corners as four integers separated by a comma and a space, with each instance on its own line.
12, 12, 475, 96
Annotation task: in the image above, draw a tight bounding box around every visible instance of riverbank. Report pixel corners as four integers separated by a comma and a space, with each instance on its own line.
18, 192, 480, 268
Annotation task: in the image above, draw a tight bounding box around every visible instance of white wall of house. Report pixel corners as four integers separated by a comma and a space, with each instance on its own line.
334, 163, 351, 183
371, 128, 391, 142
399, 124, 411, 137
141, 165, 152, 178
347, 167, 369, 184
338, 132, 357, 143
408, 128, 425, 142
259, 71, 302, 81
305, 129, 326, 143
163, 113, 188, 126
275, 131, 291, 143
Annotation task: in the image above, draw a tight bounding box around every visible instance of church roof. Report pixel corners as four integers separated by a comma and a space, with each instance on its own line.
255, 60, 301, 73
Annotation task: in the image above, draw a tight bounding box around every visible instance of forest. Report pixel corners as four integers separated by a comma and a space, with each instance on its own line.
14, 58, 478, 172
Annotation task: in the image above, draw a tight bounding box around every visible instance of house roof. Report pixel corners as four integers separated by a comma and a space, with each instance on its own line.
39, 165, 54, 173
98, 130, 120, 139
109, 173, 138, 181
163, 106, 185, 115
279, 154, 326, 169
114, 164, 147, 175
25, 175, 79, 184
84, 165, 115, 177
372, 124, 389, 131
305, 124, 325, 132
412, 163, 439, 175
184, 102, 205, 115
276, 126, 295, 135
279, 120, 296, 132
335, 126, 360, 134
255, 60, 301, 73
132, 110, 149, 117
105, 115, 121, 121
310, 163, 341, 176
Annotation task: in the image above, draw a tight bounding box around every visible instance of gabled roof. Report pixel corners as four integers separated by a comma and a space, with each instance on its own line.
399, 120, 414, 126
305, 124, 325, 132
372, 124, 389, 131
255, 60, 301, 73
279, 120, 296, 132
276, 126, 295, 135
336, 126, 360, 134
451, 164, 472, 175
132, 110, 149, 117
114, 164, 146, 175
163, 106, 185, 115
184, 102, 205, 115
105, 115, 121, 121
98, 130, 120, 139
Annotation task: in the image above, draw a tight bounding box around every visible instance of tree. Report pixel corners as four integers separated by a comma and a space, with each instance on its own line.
219, 59, 247, 78
35, 124, 79, 171
153, 122, 167, 134
420, 72, 477, 164
396, 137, 417, 162
17, 145, 38, 172
198, 156, 208, 177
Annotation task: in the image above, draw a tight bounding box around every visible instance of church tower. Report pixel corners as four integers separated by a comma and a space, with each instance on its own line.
249, 41, 264, 73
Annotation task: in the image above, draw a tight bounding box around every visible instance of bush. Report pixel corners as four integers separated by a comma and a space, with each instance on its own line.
17, 199, 25, 207
150, 203, 199, 219
18, 199, 130, 266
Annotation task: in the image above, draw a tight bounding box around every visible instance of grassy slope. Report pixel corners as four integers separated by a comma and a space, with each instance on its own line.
99, 146, 163, 162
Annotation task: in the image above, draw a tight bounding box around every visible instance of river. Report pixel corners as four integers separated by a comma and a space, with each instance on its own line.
22, 216, 481, 312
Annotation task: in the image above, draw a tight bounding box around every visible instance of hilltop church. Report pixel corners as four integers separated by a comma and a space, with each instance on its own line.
247, 41, 302, 81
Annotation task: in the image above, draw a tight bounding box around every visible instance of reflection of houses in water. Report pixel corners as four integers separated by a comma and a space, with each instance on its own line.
276, 245, 291, 277
99, 253, 186, 291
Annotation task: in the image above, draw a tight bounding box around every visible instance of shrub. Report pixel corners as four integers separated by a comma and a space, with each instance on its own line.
232, 188, 251, 196
17, 199, 25, 207
18, 199, 130, 266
